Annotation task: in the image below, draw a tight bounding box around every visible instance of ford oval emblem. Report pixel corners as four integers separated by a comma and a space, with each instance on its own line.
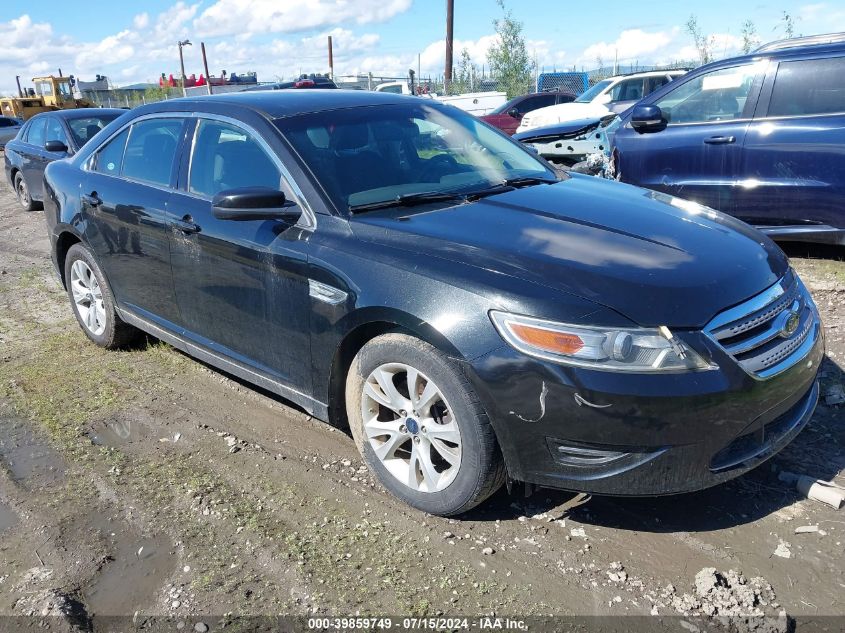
781, 310, 800, 338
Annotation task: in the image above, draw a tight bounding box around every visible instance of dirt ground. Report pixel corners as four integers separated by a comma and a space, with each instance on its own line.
0, 161, 843, 630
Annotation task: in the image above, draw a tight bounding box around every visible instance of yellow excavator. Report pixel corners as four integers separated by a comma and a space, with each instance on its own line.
0, 75, 93, 120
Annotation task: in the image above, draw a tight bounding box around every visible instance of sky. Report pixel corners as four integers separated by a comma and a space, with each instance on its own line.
1, 0, 844, 95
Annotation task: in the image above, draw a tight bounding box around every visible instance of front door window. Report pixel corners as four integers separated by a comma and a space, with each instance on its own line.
655, 64, 759, 124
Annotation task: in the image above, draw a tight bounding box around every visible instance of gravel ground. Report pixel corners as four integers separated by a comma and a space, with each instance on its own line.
0, 165, 843, 629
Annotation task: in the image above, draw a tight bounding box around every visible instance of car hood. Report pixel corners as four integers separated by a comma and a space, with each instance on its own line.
349, 175, 788, 328
520, 102, 611, 130
513, 117, 604, 142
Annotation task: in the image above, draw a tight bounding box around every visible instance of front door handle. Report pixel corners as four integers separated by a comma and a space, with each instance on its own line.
82, 191, 102, 207
703, 135, 736, 145
171, 215, 201, 234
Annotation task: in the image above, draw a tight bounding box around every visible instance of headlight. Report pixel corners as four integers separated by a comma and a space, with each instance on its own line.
490, 311, 715, 373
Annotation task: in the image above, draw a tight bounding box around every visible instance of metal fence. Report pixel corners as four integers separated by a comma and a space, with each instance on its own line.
536, 72, 589, 94
78, 60, 700, 110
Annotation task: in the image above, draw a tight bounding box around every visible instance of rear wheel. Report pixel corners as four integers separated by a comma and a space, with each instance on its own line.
64, 243, 141, 349
14, 173, 37, 211
346, 333, 505, 516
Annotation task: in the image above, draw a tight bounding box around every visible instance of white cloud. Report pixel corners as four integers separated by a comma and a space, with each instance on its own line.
579, 29, 674, 66
194, 0, 411, 38
75, 30, 135, 70
133, 12, 149, 30
419, 34, 499, 74
301, 28, 380, 54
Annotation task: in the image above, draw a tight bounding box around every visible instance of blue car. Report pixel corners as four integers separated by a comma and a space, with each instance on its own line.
611, 33, 845, 245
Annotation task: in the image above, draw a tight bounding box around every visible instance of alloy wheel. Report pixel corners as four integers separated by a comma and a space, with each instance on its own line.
16, 178, 29, 207
70, 259, 107, 336
361, 363, 462, 493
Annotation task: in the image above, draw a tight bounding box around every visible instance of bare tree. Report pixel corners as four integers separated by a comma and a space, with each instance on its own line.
780, 11, 798, 38
451, 48, 479, 95
741, 20, 759, 53
686, 15, 714, 65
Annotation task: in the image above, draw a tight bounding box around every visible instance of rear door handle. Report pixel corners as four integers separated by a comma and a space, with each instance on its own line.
82, 191, 102, 207
703, 135, 736, 145
170, 215, 201, 234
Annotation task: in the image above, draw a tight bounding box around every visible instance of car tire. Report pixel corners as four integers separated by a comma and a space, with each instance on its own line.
346, 333, 506, 516
14, 172, 37, 212
64, 243, 141, 349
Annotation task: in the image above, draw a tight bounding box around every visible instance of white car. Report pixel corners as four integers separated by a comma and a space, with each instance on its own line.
517, 70, 686, 133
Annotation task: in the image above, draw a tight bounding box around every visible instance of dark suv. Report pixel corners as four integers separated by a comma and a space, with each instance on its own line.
612, 33, 845, 245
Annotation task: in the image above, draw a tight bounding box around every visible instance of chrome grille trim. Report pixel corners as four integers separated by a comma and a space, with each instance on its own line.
705, 270, 820, 379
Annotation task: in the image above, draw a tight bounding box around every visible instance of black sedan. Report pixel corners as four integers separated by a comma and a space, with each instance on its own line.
4, 108, 125, 211
41, 91, 823, 515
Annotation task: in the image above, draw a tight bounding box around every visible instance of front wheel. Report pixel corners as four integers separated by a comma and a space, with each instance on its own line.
64, 243, 141, 349
346, 333, 505, 516
14, 173, 37, 211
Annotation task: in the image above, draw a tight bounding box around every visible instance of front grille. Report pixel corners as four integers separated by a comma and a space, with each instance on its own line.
705, 270, 819, 378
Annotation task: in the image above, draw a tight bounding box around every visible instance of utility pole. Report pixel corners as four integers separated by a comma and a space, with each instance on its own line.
200, 42, 213, 95
444, 0, 454, 93
327, 35, 334, 78
178, 39, 192, 97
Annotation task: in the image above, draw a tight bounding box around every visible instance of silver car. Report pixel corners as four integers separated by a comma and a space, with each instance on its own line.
0, 116, 23, 149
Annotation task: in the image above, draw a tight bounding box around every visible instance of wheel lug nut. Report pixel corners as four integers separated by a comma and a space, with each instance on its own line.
413, 436, 420, 444
399, 424, 407, 433
421, 426, 427, 433
400, 410, 407, 416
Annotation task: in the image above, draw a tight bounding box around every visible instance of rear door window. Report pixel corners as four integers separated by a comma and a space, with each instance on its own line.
188, 119, 282, 197
92, 128, 129, 176
121, 118, 183, 187
26, 118, 47, 147
767, 57, 845, 117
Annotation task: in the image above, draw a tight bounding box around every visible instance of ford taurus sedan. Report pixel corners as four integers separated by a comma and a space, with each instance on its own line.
42, 91, 824, 516
5, 108, 124, 211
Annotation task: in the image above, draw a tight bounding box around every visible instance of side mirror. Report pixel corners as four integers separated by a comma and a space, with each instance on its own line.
596, 92, 612, 105
508, 108, 520, 118
630, 104, 665, 132
212, 187, 302, 223
45, 140, 69, 153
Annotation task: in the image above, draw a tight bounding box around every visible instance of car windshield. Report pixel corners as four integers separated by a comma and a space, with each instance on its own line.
67, 114, 122, 147
279, 102, 556, 211
574, 80, 613, 103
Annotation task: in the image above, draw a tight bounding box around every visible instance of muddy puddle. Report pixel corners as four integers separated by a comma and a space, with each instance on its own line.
0, 418, 65, 486
0, 500, 17, 532
82, 514, 175, 615
87, 414, 151, 447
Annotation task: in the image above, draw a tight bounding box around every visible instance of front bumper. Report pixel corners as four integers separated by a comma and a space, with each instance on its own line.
468, 290, 825, 496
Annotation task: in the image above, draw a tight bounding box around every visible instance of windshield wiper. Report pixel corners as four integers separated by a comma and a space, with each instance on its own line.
349, 190, 466, 213
501, 176, 558, 188
348, 177, 556, 213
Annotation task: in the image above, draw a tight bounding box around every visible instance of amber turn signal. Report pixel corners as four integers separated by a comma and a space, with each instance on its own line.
510, 323, 584, 355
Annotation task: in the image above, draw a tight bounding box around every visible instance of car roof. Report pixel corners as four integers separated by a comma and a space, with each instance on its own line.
756, 31, 845, 53
29, 108, 126, 121
604, 70, 687, 82
132, 89, 417, 119
691, 34, 845, 72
